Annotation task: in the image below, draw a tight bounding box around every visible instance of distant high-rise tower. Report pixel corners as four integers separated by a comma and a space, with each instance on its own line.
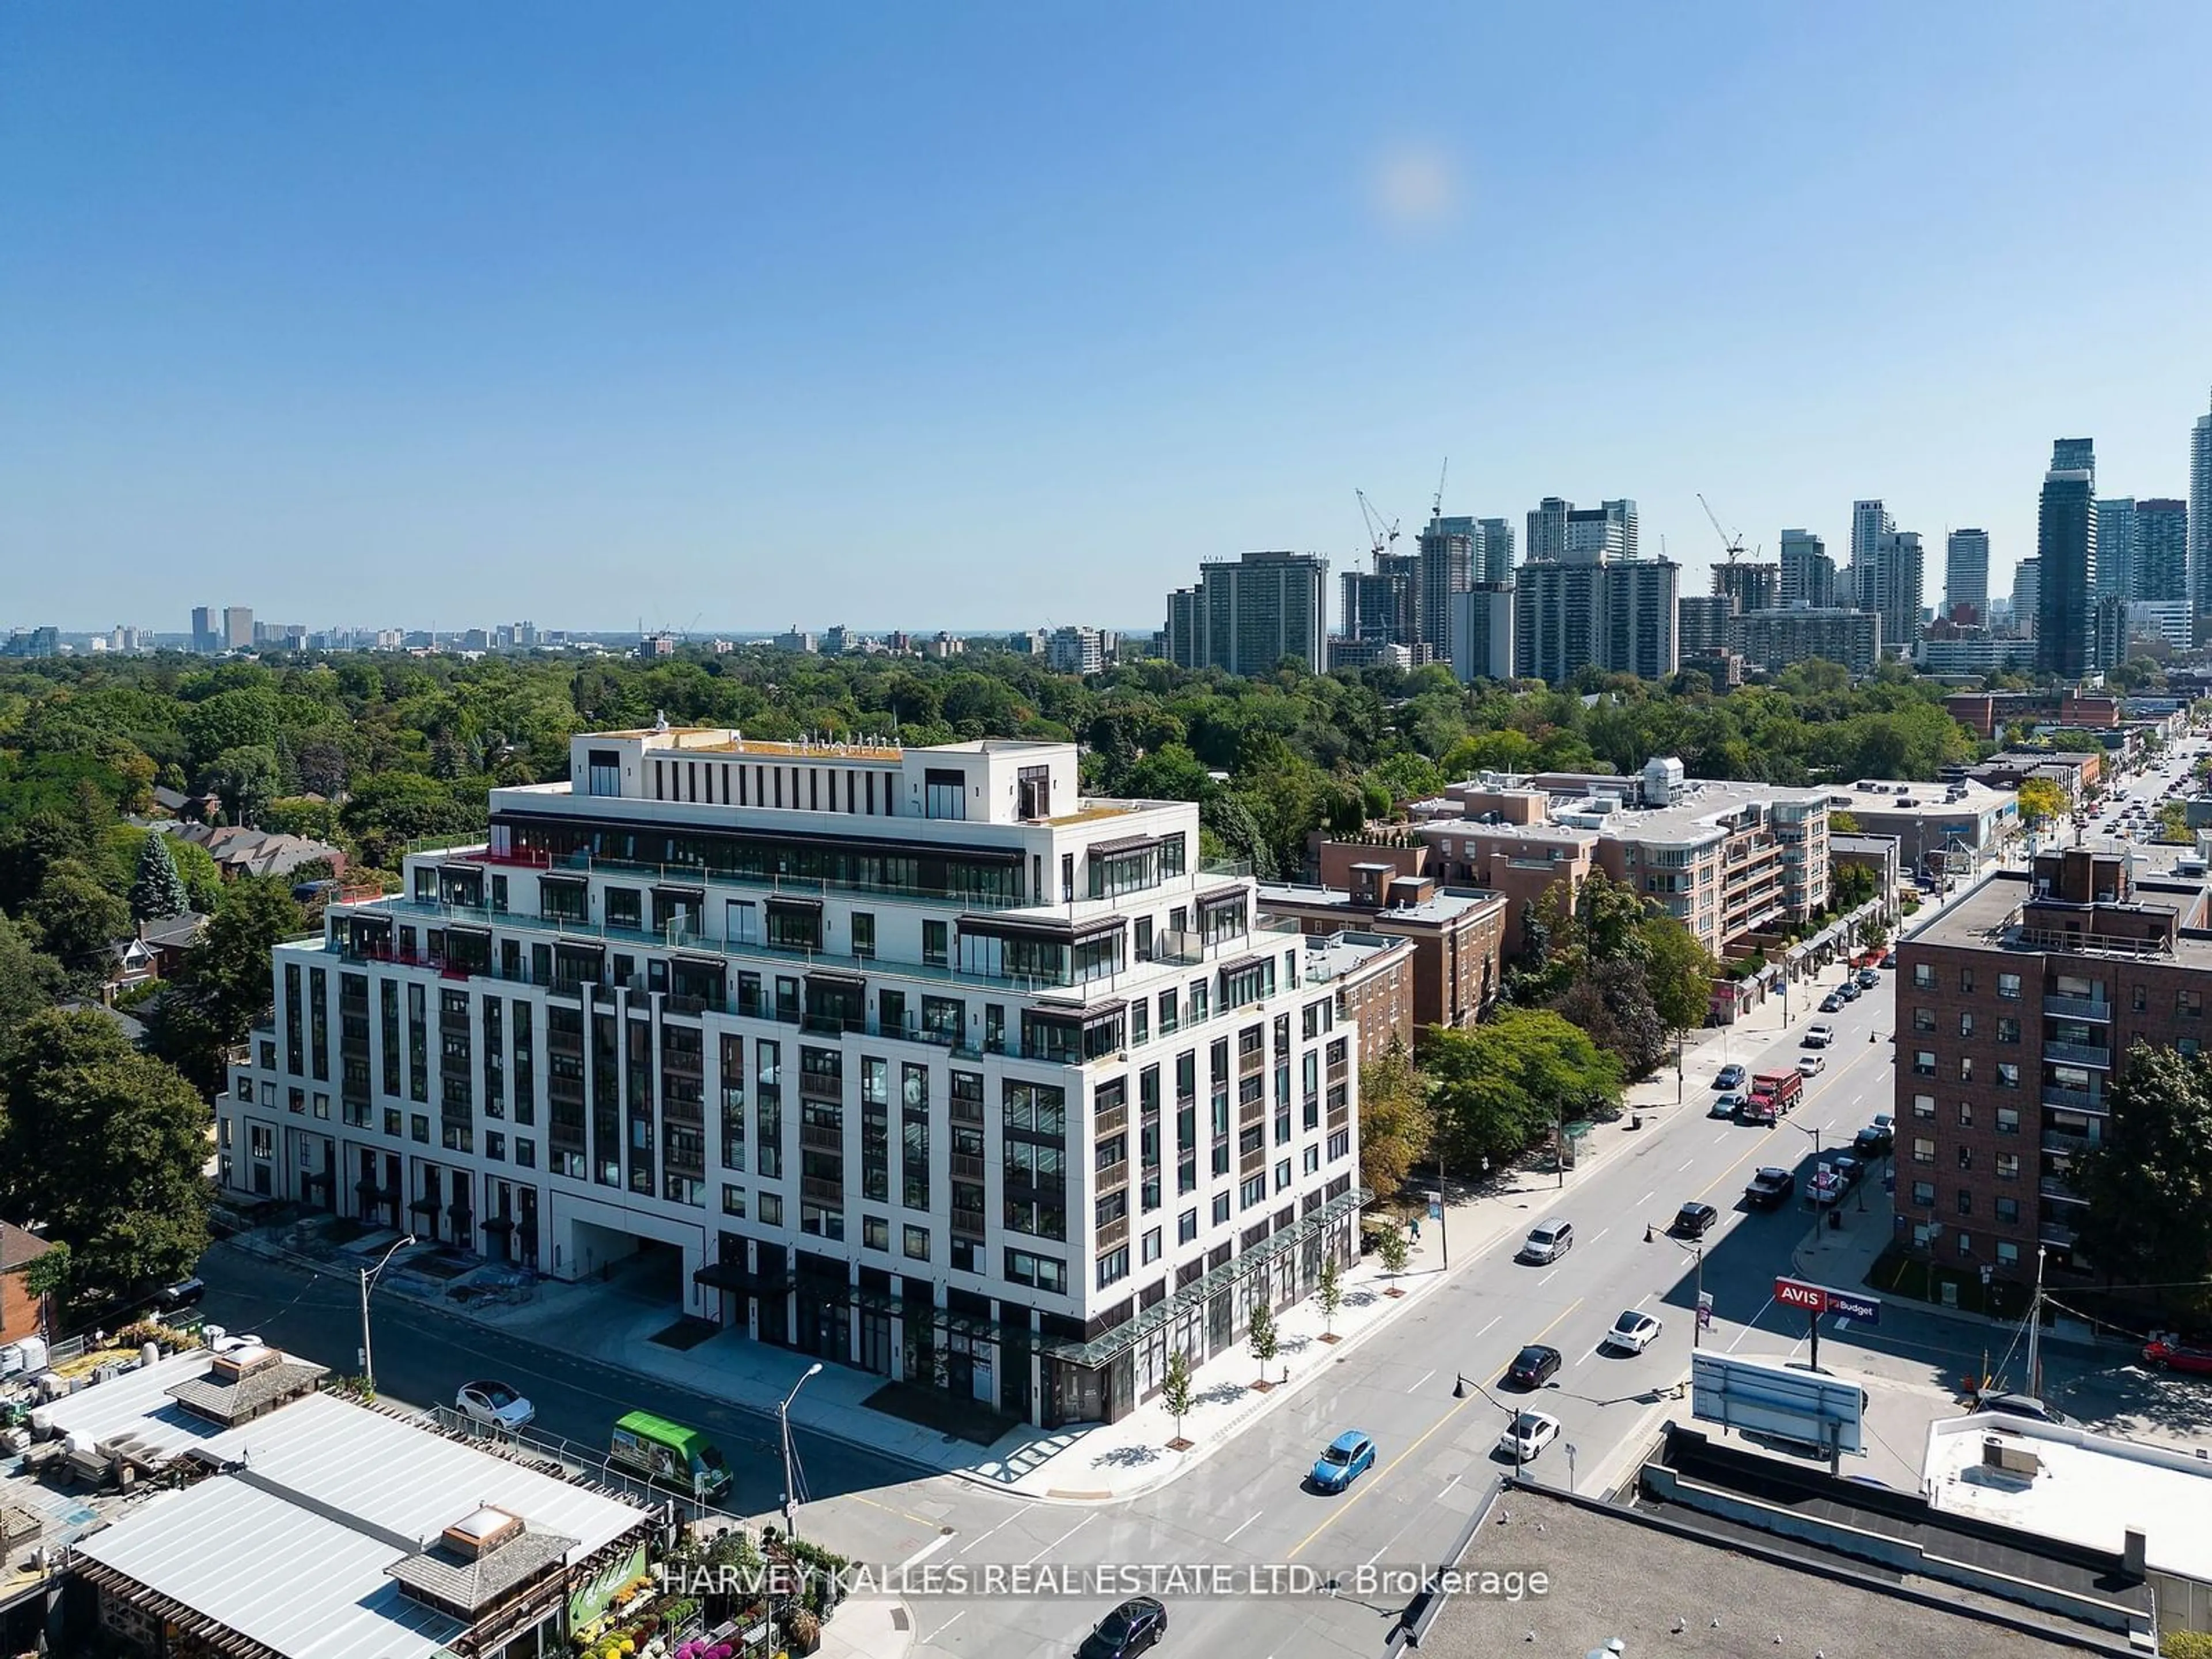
1416, 516, 1477, 652
1166, 550, 1328, 676
1779, 530, 1836, 609
1713, 561, 1780, 614
2094, 498, 2137, 602
2012, 557, 2041, 638
190, 605, 217, 653
1514, 552, 1678, 684
1855, 529, 1925, 650
2136, 499, 2190, 604
1525, 497, 1572, 564
1475, 518, 1514, 585
222, 606, 254, 651
2192, 392, 2212, 616
2036, 439, 2098, 679
1850, 499, 1895, 606
1603, 499, 1639, 562
1945, 529, 1990, 625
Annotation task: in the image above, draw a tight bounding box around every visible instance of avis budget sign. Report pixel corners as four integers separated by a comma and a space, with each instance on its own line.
1774, 1276, 1882, 1325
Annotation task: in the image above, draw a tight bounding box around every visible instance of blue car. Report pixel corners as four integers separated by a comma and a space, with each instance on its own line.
1310, 1430, 1376, 1493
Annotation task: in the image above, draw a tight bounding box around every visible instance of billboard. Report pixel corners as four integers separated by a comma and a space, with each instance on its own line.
1690, 1350, 1865, 1454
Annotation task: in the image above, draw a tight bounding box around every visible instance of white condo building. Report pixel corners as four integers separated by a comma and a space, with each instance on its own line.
218, 728, 1364, 1430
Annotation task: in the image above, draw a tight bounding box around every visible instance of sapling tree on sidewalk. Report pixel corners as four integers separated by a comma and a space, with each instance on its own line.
1316, 1254, 1343, 1342
1248, 1298, 1279, 1387
1162, 1350, 1194, 1448
1376, 1222, 1411, 1288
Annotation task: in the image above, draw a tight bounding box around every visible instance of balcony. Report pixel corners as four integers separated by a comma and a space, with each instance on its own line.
1096, 1217, 1131, 1254
2040, 1129, 2098, 1156
951, 1152, 986, 1182
2038, 1222, 2078, 1249
2041, 1085, 2105, 1114
2043, 1040, 2112, 1069
800, 1175, 844, 1205
2042, 994, 2113, 1022
2039, 1176, 2089, 1205
1095, 1102, 1128, 1138
800, 1123, 843, 1152
1096, 1159, 1130, 1192
951, 1209, 986, 1241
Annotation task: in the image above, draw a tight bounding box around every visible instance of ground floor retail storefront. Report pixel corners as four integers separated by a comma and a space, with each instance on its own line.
695, 1187, 1365, 1431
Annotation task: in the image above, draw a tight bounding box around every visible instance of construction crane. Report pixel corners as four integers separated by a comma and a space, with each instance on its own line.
1431, 457, 1449, 522
1357, 490, 1401, 567
1697, 493, 1748, 563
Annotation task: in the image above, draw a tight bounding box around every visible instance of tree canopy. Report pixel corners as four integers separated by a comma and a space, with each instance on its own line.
2072, 1043, 2212, 1311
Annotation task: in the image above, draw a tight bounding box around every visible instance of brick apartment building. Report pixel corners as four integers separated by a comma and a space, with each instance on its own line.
1893, 847, 2212, 1282
1300, 930, 1416, 1066
1, 1221, 55, 1345
1258, 875, 1506, 1032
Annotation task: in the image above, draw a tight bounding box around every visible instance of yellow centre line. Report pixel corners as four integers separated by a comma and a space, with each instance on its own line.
1287, 1296, 1584, 1562
1694, 1046, 1878, 1206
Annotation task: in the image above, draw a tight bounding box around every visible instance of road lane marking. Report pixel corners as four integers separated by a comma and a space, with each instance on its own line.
1287, 1299, 1582, 1560
900, 1532, 953, 1571
1589, 1228, 1608, 1245
1225, 1509, 1264, 1543
1474, 1315, 1499, 1340
1023, 1512, 1094, 1566
1539, 1268, 1560, 1286
1438, 1474, 1461, 1500
952, 1501, 1033, 1558
1411, 1368, 1437, 1393
1637, 1190, 1654, 1207
930, 1612, 967, 1639
1728, 1296, 1777, 1351
1677, 1157, 1696, 1172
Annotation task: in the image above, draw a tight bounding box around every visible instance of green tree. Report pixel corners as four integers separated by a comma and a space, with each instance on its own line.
1356, 1041, 1434, 1199
1638, 910, 1720, 1036
1830, 859, 1878, 914
1247, 1297, 1279, 1384
27, 856, 131, 977
1375, 1222, 1411, 1277
168, 835, 226, 913
154, 877, 304, 1093
203, 744, 281, 827
1162, 1349, 1194, 1442
1424, 1008, 1624, 1168
2072, 1044, 2212, 1310
0, 1009, 210, 1310
1551, 959, 1669, 1080
1316, 1253, 1343, 1339
2159, 800, 2190, 844
0, 914, 69, 1050
130, 832, 190, 923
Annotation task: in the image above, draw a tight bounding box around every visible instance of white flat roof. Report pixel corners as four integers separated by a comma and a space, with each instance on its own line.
77, 1476, 463, 1659
30, 1349, 233, 1457
198, 1390, 645, 1562
1924, 1413, 2212, 1581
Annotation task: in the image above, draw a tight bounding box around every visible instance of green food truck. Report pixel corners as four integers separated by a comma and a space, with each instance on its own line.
609, 1410, 733, 1502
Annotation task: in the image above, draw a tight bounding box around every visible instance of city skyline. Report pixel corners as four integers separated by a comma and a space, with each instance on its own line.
6, 4, 2212, 627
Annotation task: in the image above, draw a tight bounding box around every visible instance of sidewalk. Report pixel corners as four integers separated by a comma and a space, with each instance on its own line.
818, 1597, 912, 1659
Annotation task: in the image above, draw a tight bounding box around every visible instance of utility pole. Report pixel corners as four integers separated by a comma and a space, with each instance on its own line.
2026, 1245, 2047, 1399
358, 1233, 416, 1393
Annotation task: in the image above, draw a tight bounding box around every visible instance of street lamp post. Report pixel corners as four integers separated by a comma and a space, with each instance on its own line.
358, 1233, 416, 1393
1456, 1372, 1530, 1479
779, 1362, 824, 1538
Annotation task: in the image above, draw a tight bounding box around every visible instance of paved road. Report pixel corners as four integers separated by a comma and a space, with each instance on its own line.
196, 908, 2190, 1659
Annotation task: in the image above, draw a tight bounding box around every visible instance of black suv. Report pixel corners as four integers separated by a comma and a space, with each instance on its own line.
1672, 1202, 1719, 1238
1744, 1168, 1796, 1210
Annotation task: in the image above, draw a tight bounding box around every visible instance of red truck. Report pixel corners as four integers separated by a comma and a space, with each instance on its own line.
1741, 1070, 1804, 1125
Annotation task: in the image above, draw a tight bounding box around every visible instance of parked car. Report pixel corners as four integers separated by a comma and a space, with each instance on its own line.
1713, 1090, 1747, 1118
1507, 1344, 1563, 1388
1497, 1410, 1562, 1462
1714, 1064, 1747, 1091
1797, 1054, 1825, 1078
1672, 1201, 1719, 1238
1975, 1392, 2070, 1426
1838, 980, 1861, 1002
1744, 1167, 1796, 1209
2142, 1336, 2212, 1375
1604, 1309, 1662, 1354
1853, 1119, 1895, 1156
456, 1379, 537, 1432
1857, 968, 1881, 989
1819, 993, 1844, 1014
1079, 1597, 1168, 1659
1831, 1154, 1866, 1190
156, 1277, 206, 1312
1804, 1023, 1835, 1048
1518, 1218, 1574, 1264
1809, 1170, 1845, 1207
1309, 1430, 1377, 1493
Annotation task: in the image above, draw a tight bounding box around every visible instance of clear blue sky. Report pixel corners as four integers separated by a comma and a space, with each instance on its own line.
6, 1, 2211, 635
